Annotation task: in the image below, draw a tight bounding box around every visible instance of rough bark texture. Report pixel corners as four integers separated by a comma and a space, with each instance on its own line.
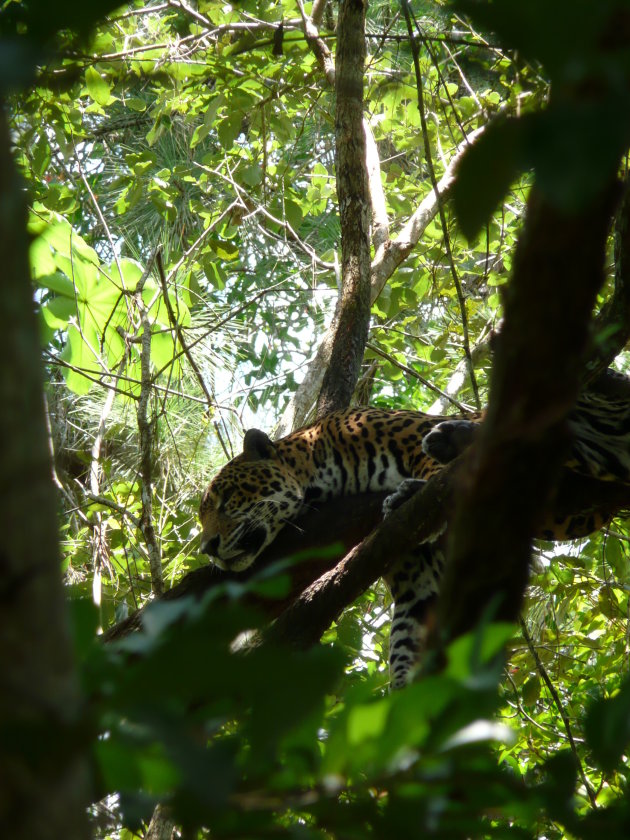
144, 804, 175, 840
316, 0, 371, 417
0, 110, 92, 839
438, 184, 619, 643
263, 459, 630, 653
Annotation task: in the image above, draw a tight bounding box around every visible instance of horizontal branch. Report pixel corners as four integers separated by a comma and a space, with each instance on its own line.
264, 462, 459, 650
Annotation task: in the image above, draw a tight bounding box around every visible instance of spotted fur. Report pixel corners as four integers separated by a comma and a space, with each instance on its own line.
200, 379, 630, 688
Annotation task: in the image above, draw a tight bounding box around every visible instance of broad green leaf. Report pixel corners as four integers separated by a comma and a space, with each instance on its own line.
585, 677, 630, 771
452, 117, 523, 241
217, 112, 241, 149
34, 271, 76, 298
347, 698, 390, 745
38, 212, 99, 265
60, 323, 102, 394
85, 67, 112, 106
151, 332, 176, 372
29, 235, 57, 278
41, 296, 76, 329
240, 164, 263, 187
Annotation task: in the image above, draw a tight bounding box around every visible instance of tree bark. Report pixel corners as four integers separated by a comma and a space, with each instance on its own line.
0, 109, 92, 839
316, 0, 371, 417
439, 184, 619, 643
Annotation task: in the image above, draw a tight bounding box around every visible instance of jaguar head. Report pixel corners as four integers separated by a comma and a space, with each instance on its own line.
199, 429, 304, 571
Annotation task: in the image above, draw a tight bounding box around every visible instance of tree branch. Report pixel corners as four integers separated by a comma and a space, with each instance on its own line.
134, 267, 164, 598
264, 461, 458, 650
589, 178, 630, 375
102, 492, 387, 643
520, 620, 598, 809
439, 183, 620, 646
0, 105, 91, 840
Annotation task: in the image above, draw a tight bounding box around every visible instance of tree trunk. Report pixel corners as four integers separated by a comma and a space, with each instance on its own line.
316, 0, 371, 416
0, 109, 92, 839
439, 184, 618, 642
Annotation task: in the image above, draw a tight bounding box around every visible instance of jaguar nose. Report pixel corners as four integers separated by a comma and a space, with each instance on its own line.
201, 535, 220, 557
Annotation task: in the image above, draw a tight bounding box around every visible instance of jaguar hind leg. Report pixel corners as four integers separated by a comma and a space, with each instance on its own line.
382, 482, 446, 689
385, 544, 444, 690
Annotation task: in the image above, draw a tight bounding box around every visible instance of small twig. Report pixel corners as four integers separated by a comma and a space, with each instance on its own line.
155, 251, 231, 461
162, 200, 240, 290
520, 619, 598, 809
366, 342, 474, 413
74, 150, 134, 323
197, 162, 336, 270
134, 265, 163, 598
402, 2, 480, 409
504, 670, 585, 744
81, 491, 142, 530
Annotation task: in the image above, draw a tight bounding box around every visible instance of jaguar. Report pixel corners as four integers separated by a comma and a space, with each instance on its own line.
200, 372, 630, 688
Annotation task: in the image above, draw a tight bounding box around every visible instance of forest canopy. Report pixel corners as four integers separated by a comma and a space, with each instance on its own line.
5, 0, 630, 838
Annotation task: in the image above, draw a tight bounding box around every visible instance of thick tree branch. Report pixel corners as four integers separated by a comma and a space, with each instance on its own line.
439, 183, 620, 645
364, 118, 389, 251
105, 452, 630, 648
264, 462, 458, 650
262, 458, 630, 652
102, 492, 387, 643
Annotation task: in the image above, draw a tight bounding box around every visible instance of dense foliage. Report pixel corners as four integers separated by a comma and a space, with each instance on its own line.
6, 0, 630, 837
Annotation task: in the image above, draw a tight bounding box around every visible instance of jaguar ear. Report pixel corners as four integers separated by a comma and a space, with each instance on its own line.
243, 428, 276, 461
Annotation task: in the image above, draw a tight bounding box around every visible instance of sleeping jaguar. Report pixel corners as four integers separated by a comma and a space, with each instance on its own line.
200, 372, 630, 689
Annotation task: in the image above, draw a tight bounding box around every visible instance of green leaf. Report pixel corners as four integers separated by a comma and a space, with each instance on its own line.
240, 164, 263, 187
217, 113, 242, 149
41, 296, 75, 329
585, 678, 630, 771
452, 117, 524, 241
126, 97, 147, 112
29, 235, 57, 278
211, 238, 239, 261
347, 698, 390, 745
34, 271, 76, 298
85, 66, 111, 106
151, 332, 176, 372
61, 323, 100, 394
